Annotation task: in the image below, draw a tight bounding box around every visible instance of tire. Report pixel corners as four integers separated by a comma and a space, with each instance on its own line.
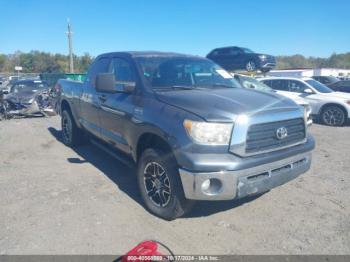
321, 105, 346, 126
261, 68, 271, 73
61, 109, 85, 146
137, 148, 195, 220
245, 60, 256, 72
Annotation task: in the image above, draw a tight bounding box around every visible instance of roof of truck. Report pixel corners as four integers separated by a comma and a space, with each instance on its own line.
98, 51, 201, 59
260, 76, 314, 81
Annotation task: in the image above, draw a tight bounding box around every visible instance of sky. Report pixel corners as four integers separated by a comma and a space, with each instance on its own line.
1, 0, 350, 58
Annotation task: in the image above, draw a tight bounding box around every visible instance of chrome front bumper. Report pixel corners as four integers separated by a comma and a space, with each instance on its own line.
179, 152, 312, 200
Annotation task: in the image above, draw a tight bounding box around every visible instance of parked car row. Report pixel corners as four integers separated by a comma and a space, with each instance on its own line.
258, 77, 350, 126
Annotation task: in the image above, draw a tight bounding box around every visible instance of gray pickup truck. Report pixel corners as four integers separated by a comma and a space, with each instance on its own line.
55, 51, 315, 220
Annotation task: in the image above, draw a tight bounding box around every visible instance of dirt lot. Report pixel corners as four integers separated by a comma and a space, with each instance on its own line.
0, 116, 349, 255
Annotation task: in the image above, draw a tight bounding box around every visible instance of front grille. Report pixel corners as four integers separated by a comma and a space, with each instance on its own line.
246, 118, 305, 154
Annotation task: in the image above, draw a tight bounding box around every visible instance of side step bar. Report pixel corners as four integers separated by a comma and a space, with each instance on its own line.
90, 139, 135, 169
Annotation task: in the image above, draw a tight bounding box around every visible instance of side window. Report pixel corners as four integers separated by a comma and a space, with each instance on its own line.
210, 50, 219, 56
270, 80, 288, 91
288, 80, 307, 93
323, 78, 330, 84
217, 48, 230, 55
262, 80, 272, 87
87, 57, 110, 87
110, 58, 136, 82
228, 48, 240, 56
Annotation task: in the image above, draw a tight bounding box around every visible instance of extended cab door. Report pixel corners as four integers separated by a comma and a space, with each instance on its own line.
79, 57, 110, 138
98, 56, 138, 154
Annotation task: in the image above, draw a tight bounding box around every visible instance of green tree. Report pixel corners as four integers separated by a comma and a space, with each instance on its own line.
0, 54, 6, 71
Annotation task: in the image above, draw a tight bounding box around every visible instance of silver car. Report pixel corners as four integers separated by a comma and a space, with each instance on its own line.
260, 77, 350, 126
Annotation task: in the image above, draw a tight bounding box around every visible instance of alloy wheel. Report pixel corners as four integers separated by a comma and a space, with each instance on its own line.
246, 61, 256, 72
143, 162, 171, 207
322, 106, 345, 126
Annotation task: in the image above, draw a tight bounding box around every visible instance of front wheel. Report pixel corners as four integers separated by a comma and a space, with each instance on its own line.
321, 105, 346, 126
261, 68, 271, 73
137, 148, 195, 220
245, 60, 257, 72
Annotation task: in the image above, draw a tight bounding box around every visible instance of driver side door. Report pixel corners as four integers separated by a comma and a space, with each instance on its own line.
98, 57, 138, 154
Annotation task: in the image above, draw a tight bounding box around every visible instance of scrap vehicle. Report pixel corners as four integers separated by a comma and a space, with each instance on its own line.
233, 74, 312, 126
55, 51, 315, 220
206, 46, 276, 73
2, 79, 55, 118
0, 90, 8, 120
260, 77, 350, 126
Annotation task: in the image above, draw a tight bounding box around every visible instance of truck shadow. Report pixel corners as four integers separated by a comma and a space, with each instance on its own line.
184, 194, 263, 218
48, 126, 264, 218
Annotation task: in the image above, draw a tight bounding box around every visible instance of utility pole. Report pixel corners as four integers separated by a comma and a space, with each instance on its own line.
67, 19, 74, 73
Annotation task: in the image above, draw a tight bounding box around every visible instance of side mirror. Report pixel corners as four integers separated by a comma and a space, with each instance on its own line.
304, 88, 313, 94
95, 73, 116, 93
116, 81, 136, 93
95, 73, 136, 93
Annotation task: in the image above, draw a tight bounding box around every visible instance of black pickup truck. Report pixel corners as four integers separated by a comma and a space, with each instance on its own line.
55, 51, 314, 220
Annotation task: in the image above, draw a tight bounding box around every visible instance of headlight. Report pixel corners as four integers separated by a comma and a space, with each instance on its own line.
304, 104, 311, 116
303, 105, 312, 126
183, 120, 233, 145
259, 55, 267, 60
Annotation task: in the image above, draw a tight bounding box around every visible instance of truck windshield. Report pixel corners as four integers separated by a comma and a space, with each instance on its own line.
135, 56, 241, 90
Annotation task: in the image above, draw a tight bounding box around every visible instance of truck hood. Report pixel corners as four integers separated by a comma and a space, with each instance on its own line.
156, 88, 299, 122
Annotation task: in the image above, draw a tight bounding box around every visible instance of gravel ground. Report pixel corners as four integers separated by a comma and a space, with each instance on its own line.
0, 116, 349, 255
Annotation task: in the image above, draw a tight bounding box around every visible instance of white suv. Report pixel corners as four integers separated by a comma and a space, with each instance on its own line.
259, 77, 350, 126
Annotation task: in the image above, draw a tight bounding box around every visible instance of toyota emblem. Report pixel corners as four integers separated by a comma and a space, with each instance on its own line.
276, 127, 288, 140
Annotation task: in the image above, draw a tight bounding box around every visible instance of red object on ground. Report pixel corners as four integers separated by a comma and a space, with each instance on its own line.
122, 241, 164, 262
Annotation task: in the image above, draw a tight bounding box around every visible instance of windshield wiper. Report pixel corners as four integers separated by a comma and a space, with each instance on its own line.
170, 85, 196, 90
212, 83, 235, 88
152, 85, 196, 92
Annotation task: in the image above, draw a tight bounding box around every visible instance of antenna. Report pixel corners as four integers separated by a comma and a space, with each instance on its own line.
67, 19, 74, 73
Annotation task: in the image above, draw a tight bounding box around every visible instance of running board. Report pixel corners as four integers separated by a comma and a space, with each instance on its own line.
90, 139, 135, 169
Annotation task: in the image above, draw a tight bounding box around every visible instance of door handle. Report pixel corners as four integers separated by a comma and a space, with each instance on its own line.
98, 95, 107, 102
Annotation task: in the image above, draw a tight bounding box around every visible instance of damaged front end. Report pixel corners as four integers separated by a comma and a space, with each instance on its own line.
1, 90, 56, 119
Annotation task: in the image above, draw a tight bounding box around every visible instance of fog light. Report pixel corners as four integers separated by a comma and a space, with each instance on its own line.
201, 178, 223, 195
201, 179, 211, 191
